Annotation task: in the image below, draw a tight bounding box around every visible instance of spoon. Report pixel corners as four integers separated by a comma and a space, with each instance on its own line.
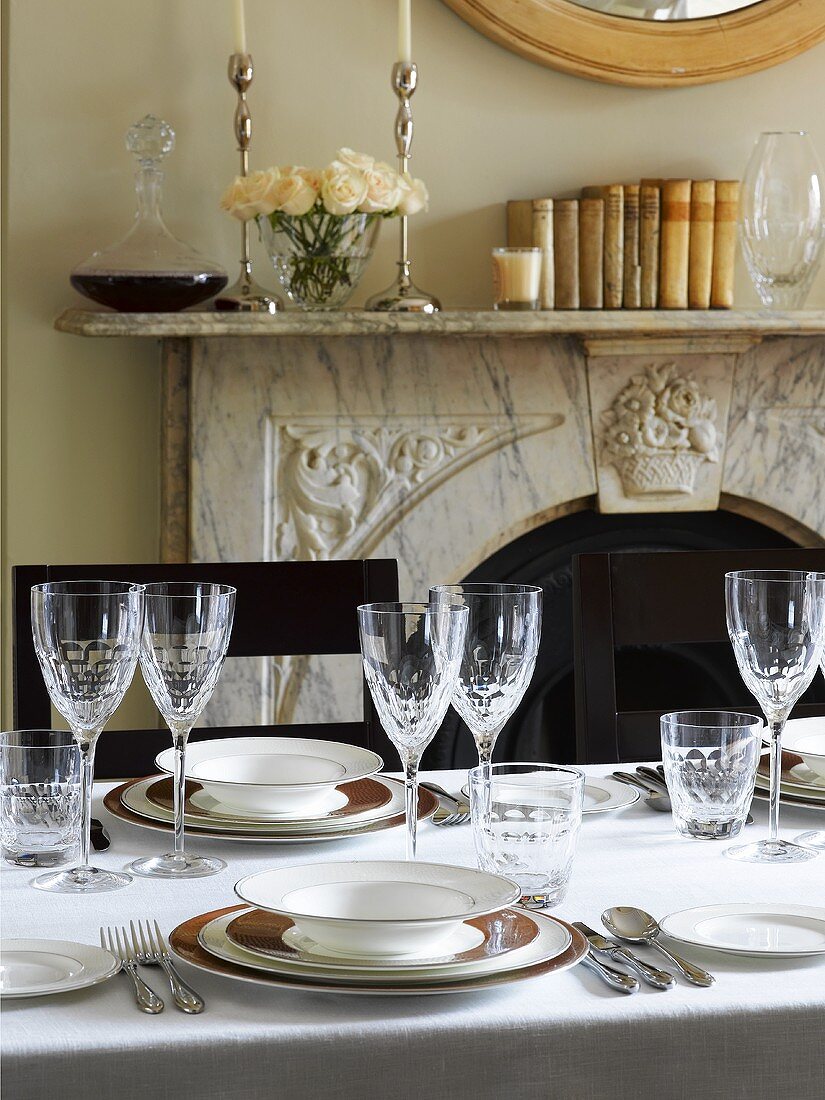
601, 906, 715, 987
611, 772, 671, 812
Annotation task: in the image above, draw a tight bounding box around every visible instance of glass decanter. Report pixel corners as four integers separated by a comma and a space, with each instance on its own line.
70, 115, 227, 312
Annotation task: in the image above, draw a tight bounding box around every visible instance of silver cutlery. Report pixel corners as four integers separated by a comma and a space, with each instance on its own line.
601, 906, 715, 987
611, 771, 671, 812
100, 926, 164, 1013
130, 919, 204, 1013
637, 765, 754, 825
419, 781, 470, 827
573, 922, 675, 989
578, 943, 640, 994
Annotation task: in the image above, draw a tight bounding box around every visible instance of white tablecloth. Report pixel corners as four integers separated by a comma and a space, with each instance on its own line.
2, 768, 824, 1100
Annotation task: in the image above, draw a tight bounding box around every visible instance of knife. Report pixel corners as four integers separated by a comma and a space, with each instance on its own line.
578, 943, 639, 994
573, 922, 675, 989
90, 818, 111, 852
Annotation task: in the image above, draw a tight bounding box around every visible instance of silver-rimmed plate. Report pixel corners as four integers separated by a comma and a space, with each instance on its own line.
461, 776, 639, 814
659, 903, 825, 958
0, 939, 119, 998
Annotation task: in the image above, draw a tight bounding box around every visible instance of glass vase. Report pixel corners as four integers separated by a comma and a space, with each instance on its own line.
740, 131, 825, 310
260, 210, 381, 310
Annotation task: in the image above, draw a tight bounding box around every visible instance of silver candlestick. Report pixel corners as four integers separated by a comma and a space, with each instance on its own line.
365, 62, 440, 313
215, 52, 282, 313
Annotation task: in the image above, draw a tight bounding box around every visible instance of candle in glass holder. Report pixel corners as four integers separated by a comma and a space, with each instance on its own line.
492, 247, 541, 310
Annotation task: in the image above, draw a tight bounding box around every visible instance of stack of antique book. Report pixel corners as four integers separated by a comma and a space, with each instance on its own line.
506, 179, 739, 310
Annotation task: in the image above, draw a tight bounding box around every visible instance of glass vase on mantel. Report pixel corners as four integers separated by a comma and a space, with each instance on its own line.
740, 131, 825, 310
259, 210, 381, 310
70, 115, 227, 312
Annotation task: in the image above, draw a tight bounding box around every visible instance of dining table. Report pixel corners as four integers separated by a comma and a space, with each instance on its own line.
2, 764, 823, 1100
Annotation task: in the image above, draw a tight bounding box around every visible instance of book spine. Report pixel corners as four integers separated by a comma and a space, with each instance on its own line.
710, 180, 740, 309
532, 199, 554, 309
553, 200, 579, 309
639, 184, 660, 309
506, 200, 535, 248
659, 179, 691, 309
622, 184, 641, 309
688, 180, 716, 309
579, 198, 604, 309
582, 185, 624, 309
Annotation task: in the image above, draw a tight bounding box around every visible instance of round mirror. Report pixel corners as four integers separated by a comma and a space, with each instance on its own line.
443, 0, 825, 86
569, 0, 763, 20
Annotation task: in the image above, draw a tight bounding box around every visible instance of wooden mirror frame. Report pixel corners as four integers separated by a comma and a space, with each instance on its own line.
442, 0, 825, 87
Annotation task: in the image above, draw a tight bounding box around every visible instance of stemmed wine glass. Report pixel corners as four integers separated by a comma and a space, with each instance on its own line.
796, 573, 825, 852
358, 602, 468, 860
430, 583, 542, 768
129, 582, 236, 879
30, 580, 144, 892
725, 569, 825, 863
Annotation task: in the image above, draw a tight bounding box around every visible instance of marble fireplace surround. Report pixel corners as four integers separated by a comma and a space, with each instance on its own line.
57, 309, 825, 728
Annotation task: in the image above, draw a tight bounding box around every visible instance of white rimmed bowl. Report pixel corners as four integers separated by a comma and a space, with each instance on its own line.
782, 717, 825, 783
156, 737, 383, 816
234, 861, 521, 957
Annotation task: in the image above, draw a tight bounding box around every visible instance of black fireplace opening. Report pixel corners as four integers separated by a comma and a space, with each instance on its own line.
422, 507, 825, 769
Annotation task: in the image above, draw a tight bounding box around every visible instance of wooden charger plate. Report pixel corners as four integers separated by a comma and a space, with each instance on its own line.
104, 777, 437, 842
170, 905, 587, 996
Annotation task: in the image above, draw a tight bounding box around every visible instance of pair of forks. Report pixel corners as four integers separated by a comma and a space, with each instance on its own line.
100, 920, 204, 1014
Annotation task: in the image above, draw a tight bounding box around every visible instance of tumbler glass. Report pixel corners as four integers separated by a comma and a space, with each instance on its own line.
661, 710, 764, 840
0, 731, 82, 867
469, 762, 584, 908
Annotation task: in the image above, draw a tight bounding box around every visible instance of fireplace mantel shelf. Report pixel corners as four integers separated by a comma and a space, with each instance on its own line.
55, 307, 825, 340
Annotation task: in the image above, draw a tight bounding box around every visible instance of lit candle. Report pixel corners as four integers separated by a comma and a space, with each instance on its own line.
232, 0, 247, 55
397, 0, 412, 63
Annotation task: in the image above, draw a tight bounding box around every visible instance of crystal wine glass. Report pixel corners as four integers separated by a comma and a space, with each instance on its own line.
129, 582, 236, 879
740, 131, 825, 309
30, 580, 144, 892
430, 583, 542, 768
725, 569, 825, 863
358, 601, 468, 860
796, 573, 825, 852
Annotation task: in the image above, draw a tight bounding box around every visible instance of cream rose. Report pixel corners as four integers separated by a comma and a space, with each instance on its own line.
280, 165, 322, 194
321, 161, 368, 216
219, 168, 280, 220
359, 161, 403, 213
270, 171, 318, 216
336, 147, 375, 173
397, 174, 429, 216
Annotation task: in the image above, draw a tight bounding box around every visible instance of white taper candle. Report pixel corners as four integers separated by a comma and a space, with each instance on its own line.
397, 0, 412, 63
232, 0, 247, 54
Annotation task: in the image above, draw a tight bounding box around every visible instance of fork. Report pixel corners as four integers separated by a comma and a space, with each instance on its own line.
130, 919, 204, 1013
100, 926, 164, 1014
419, 781, 470, 827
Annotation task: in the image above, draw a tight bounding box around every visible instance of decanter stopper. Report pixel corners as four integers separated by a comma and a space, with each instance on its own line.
126, 115, 175, 168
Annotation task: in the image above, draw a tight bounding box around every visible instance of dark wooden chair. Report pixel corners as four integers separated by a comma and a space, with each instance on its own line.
13, 560, 399, 777
572, 547, 825, 763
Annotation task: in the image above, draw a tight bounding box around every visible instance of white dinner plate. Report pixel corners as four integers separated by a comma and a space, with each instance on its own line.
659, 904, 825, 957
234, 861, 521, 956
0, 939, 119, 998
156, 737, 383, 816
782, 717, 825, 783
461, 776, 639, 814
752, 777, 825, 812
197, 906, 571, 984
121, 774, 405, 835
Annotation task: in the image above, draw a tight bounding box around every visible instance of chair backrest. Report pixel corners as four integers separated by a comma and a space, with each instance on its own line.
13, 559, 399, 776
572, 547, 825, 763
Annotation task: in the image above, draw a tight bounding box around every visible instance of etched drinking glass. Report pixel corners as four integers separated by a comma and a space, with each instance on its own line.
660, 711, 764, 840
469, 763, 584, 908
725, 570, 825, 863
30, 580, 144, 892
0, 731, 82, 867
358, 602, 468, 860
129, 582, 236, 879
430, 583, 542, 768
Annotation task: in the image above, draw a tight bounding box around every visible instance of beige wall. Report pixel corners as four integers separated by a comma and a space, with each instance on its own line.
4, 0, 825, 722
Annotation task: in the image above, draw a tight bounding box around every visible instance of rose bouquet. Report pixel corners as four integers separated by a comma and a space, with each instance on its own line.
221, 149, 428, 309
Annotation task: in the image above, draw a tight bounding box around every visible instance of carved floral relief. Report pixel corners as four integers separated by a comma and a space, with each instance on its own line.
600, 363, 719, 496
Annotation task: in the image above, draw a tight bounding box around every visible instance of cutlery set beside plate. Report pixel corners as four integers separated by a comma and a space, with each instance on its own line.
102, 738, 438, 844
